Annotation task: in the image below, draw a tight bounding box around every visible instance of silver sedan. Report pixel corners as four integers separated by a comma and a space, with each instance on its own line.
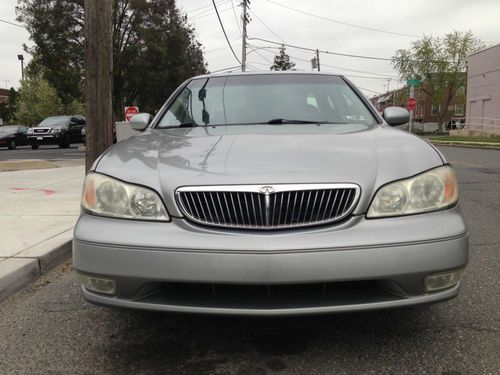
73, 72, 468, 315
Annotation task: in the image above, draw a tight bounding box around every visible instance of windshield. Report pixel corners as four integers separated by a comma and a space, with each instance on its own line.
38, 117, 69, 127
0, 126, 19, 133
157, 74, 377, 128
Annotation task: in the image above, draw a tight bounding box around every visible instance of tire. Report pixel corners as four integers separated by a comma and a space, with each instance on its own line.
59, 134, 71, 149
8, 140, 16, 150
31, 144, 39, 150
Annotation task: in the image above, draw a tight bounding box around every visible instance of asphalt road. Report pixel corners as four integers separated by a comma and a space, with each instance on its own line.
0, 143, 85, 164
0, 146, 498, 374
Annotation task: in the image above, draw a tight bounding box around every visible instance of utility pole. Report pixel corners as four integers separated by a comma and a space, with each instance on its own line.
316, 49, 320, 72
84, 0, 113, 172
241, 0, 249, 72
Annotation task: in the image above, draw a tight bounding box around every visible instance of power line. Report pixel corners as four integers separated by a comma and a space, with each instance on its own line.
248, 36, 394, 61
264, 0, 420, 38
185, 0, 229, 15
0, 18, 26, 29
230, 0, 242, 34
249, 10, 284, 43
356, 86, 383, 95
190, 4, 234, 21
212, 0, 241, 66
249, 45, 400, 79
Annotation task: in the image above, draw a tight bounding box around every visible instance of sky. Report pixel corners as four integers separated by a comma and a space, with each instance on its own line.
1, 0, 499, 98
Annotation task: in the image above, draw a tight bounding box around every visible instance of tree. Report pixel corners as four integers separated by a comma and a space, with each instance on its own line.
393, 31, 483, 133
0, 88, 18, 124
15, 68, 64, 126
270, 45, 296, 71
16, 0, 207, 119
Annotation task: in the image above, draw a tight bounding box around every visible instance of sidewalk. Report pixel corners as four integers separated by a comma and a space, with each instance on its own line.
0, 165, 84, 301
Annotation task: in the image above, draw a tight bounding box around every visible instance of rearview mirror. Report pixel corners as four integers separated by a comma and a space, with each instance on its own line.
382, 107, 410, 126
129, 113, 151, 131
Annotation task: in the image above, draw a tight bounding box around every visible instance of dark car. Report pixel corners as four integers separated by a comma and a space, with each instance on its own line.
27, 115, 86, 149
0, 125, 30, 150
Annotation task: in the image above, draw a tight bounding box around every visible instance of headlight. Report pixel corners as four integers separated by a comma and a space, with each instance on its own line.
27, 128, 34, 134
50, 128, 61, 133
367, 166, 458, 218
81, 172, 170, 221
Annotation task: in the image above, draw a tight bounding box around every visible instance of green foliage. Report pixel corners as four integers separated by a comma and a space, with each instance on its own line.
393, 31, 483, 132
15, 69, 64, 126
270, 46, 296, 71
65, 98, 85, 115
0, 88, 18, 124
16, 0, 207, 119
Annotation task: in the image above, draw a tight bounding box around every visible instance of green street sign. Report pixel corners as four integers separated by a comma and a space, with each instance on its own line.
407, 79, 420, 86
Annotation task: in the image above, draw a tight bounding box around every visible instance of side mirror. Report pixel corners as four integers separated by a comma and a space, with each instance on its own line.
129, 113, 151, 131
382, 107, 410, 126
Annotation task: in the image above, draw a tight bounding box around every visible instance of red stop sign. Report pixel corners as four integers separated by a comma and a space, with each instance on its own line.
124, 106, 139, 121
407, 98, 417, 111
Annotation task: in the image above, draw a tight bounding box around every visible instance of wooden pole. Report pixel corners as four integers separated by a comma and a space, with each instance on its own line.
84, 0, 113, 172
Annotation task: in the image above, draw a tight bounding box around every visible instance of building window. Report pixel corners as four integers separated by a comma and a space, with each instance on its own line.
431, 104, 440, 116
454, 104, 464, 116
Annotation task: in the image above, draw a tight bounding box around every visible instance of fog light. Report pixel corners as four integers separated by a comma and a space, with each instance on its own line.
424, 269, 463, 292
78, 273, 117, 295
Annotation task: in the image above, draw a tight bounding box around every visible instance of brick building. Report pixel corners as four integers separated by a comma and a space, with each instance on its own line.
371, 81, 466, 126
0, 88, 9, 104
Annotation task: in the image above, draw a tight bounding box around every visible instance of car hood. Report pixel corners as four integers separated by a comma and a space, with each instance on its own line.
95, 124, 444, 216
0, 133, 15, 138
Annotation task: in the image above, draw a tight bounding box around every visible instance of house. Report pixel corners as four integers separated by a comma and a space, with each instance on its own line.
370, 81, 466, 127
466, 44, 500, 134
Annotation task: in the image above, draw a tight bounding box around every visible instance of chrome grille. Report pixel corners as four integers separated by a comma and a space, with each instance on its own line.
176, 184, 360, 230
33, 128, 50, 134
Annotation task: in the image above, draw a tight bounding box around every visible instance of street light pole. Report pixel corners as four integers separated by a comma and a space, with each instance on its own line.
17, 55, 24, 80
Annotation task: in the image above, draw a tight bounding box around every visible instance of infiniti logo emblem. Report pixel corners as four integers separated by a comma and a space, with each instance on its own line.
259, 185, 275, 194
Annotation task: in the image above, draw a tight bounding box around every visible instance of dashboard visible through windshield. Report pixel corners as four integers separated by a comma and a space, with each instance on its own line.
157, 74, 378, 128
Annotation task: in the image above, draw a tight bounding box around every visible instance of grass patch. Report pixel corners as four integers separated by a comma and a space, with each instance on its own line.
428, 135, 500, 143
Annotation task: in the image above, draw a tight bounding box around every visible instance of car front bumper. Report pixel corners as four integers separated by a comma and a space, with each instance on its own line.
73, 207, 468, 315
27, 134, 62, 144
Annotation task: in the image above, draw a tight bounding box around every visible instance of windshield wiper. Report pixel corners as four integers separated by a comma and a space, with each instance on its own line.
260, 119, 342, 125
177, 122, 199, 128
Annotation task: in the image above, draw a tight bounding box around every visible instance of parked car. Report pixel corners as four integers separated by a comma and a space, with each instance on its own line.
27, 115, 86, 149
0, 125, 30, 150
74, 72, 468, 315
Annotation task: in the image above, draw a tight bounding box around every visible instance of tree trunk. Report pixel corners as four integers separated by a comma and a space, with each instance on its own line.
84, 0, 113, 172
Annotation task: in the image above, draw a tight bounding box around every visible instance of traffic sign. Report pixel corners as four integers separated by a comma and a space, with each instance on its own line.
407, 79, 420, 86
124, 106, 139, 122
407, 98, 417, 110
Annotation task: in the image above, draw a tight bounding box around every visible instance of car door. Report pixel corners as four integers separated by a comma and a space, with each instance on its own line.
17, 127, 28, 145
69, 117, 85, 142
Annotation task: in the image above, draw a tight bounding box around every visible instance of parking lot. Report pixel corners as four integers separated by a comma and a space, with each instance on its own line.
0, 146, 498, 374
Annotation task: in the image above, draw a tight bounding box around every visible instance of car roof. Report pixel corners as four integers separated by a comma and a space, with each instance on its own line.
191, 71, 345, 80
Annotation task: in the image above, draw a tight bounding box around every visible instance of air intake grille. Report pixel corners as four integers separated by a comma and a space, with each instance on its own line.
176, 184, 359, 230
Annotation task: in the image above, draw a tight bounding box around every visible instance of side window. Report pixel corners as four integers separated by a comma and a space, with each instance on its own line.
19, 127, 28, 134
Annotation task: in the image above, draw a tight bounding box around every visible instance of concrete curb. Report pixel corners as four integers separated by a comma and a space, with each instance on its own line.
429, 141, 500, 150
0, 231, 73, 302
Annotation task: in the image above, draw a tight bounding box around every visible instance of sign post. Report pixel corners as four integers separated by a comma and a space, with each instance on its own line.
406, 79, 420, 134
124, 106, 140, 122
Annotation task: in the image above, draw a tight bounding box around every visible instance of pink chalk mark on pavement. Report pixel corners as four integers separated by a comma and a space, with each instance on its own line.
10, 187, 56, 195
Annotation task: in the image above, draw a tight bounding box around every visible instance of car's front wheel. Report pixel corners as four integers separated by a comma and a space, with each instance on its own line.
8, 140, 16, 150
